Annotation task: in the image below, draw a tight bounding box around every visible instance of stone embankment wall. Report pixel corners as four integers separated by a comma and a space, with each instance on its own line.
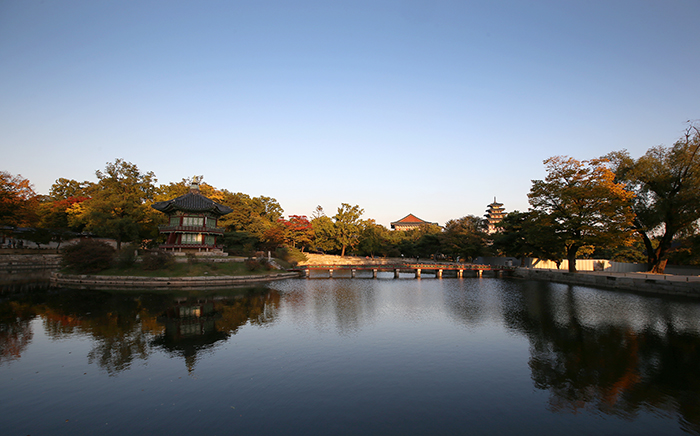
50, 271, 298, 291
0, 254, 61, 271
513, 268, 700, 298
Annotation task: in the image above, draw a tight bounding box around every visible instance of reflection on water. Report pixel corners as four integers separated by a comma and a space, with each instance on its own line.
0, 287, 280, 374
507, 281, 700, 434
1, 279, 700, 435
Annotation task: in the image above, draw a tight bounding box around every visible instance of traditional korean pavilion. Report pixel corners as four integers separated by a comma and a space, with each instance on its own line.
485, 198, 505, 234
390, 214, 438, 231
151, 180, 232, 255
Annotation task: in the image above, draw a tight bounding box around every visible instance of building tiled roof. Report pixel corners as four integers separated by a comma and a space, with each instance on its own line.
390, 214, 437, 229
152, 191, 233, 216
393, 214, 426, 223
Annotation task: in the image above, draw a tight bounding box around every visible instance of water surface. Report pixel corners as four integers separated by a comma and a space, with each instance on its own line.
1, 278, 699, 435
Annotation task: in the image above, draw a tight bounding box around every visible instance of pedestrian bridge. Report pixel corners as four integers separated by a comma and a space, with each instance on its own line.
293, 263, 516, 279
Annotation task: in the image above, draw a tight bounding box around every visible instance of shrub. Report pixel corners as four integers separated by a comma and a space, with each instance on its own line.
62, 239, 115, 273
275, 246, 307, 266
141, 250, 174, 270
245, 258, 260, 271
116, 243, 138, 268
258, 257, 272, 270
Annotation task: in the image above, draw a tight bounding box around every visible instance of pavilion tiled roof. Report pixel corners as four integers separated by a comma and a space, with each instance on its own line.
152, 191, 233, 216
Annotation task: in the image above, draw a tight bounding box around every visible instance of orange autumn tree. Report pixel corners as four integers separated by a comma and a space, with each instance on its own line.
0, 171, 38, 227
528, 156, 635, 272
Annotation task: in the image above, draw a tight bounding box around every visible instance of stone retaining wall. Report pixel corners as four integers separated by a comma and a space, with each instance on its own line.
0, 254, 61, 271
513, 268, 700, 298
50, 271, 298, 291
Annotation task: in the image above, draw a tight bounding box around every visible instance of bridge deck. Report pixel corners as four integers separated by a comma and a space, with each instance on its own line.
296, 263, 514, 271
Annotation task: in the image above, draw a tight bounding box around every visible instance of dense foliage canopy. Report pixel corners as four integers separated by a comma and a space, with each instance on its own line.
4, 122, 700, 271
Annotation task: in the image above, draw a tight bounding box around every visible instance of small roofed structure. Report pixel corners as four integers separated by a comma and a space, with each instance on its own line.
151, 178, 232, 255
485, 198, 505, 234
390, 214, 438, 231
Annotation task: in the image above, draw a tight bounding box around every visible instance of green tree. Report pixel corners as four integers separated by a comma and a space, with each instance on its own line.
441, 215, 489, 262
217, 191, 283, 239
357, 219, 392, 258
607, 124, 700, 273
494, 211, 567, 267
77, 159, 158, 250
528, 156, 635, 272
49, 178, 94, 200
414, 224, 443, 259
310, 214, 338, 253
333, 203, 364, 257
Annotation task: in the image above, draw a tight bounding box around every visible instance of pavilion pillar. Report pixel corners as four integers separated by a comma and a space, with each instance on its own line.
457, 269, 463, 278
415, 268, 421, 279
373, 269, 378, 279
351, 269, 356, 278
329, 269, 333, 278
394, 269, 400, 279
477, 270, 482, 278
437, 269, 443, 279
304, 269, 310, 279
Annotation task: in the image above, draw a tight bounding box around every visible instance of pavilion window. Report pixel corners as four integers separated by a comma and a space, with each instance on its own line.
205, 235, 215, 245
181, 233, 203, 244
183, 217, 204, 227
170, 216, 180, 226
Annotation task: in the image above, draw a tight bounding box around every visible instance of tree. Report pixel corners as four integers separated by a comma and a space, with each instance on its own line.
0, 171, 38, 227
607, 124, 700, 273
493, 211, 566, 267
333, 203, 364, 257
357, 220, 393, 258
441, 215, 489, 262
76, 159, 158, 250
528, 156, 635, 272
216, 191, 283, 239
49, 178, 94, 200
310, 214, 338, 253
280, 215, 314, 251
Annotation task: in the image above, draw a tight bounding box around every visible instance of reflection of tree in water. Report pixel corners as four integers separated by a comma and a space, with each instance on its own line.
0, 287, 281, 375
507, 282, 700, 434
38, 290, 167, 375
0, 300, 35, 365
151, 288, 281, 373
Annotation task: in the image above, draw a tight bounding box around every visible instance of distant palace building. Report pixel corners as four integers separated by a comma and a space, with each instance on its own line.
151, 179, 232, 255
390, 214, 438, 231
485, 198, 505, 234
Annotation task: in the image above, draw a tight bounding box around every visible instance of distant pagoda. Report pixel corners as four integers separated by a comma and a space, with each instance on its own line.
485, 198, 505, 234
151, 178, 232, 255
390, 213, 438, 231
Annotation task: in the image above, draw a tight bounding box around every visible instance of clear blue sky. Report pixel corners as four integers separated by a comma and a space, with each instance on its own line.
2, 0, 698, 227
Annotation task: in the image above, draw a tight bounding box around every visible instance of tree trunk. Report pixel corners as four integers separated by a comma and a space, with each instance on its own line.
566, 245, 578, 273
341, 245, 346, 257
645, 229, 673, 274
638, 231, 657, 272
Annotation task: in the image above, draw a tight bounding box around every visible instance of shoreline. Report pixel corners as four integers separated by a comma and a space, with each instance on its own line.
513, 267, 700, 298
50, 271, 299, 291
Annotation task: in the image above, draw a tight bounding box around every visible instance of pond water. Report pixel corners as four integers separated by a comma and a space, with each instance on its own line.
1, 278, 700, 435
